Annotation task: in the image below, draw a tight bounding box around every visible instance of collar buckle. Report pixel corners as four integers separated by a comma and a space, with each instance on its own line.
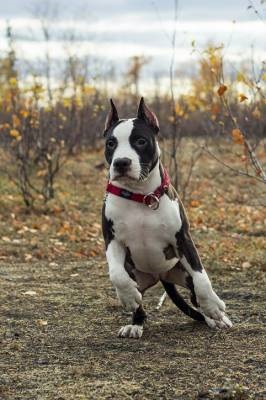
143, 193, 160, 210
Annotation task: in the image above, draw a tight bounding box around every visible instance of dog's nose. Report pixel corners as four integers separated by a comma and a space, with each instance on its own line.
113, 157, 132, 172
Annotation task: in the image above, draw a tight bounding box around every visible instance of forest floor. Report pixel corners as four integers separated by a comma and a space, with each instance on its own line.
0, 144, 265, 399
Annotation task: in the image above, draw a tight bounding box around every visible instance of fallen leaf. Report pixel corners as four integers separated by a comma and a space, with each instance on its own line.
36, 319, 48, 327
190, 200, 200, 208
1, 236, 11, 242
23, 290, 37, 296
36, 169, 47, 177
74, 252, 87, 258
242, 261, 251, 269
49, 262, 58, 267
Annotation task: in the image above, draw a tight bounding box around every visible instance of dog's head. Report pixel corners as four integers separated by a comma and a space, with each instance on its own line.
103, 98, 160, 183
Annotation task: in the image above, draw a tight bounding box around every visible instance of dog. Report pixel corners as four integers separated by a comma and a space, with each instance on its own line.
102, 98, 232, 338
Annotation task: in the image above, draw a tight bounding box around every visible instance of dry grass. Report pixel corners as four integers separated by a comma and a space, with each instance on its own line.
0, 140, 265, 399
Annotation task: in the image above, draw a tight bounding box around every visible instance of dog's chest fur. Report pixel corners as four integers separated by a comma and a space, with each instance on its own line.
105, 193, 182, 274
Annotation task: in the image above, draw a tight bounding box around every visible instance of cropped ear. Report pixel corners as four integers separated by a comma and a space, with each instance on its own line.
137, 97, 159, 133
104, 99, 119, 136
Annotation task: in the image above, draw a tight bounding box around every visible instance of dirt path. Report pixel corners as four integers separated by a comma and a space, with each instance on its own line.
1, 258, 265, 400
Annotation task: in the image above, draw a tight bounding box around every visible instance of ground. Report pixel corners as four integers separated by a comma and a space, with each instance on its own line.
0, 144, 265, 399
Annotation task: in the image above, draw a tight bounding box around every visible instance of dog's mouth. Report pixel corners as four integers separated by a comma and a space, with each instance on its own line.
112, 174, 138, 182
112, 169, 150, 183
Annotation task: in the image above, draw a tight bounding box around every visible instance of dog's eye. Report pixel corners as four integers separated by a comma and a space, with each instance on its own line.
106, 139, 116, 149
135, 138, 147, 146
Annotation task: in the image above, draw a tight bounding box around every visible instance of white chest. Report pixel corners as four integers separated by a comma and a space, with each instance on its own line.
105, 194, 182, 273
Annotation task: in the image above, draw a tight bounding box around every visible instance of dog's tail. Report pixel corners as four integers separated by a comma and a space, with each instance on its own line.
161, 280, 205, 322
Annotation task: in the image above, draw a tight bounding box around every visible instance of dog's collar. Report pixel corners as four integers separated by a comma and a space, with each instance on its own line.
106, 167, 170, 210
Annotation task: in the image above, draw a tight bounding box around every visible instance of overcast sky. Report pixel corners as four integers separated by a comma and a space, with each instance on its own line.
0, 0, 265, 92
0, 0, 262, 20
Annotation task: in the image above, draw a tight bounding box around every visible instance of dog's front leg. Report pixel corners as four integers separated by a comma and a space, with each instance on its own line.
106, 240, 144, 338
107, 240, 142, 311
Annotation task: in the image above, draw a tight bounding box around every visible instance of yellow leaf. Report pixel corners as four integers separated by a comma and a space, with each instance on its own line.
12, 114, 21, 128
236, 72, 246, 82
10, 129, 20, 138
9, 77, 17, 87
20, 110, 29, 118
239, 94, 248, 102
217, 84, 227, 96
175, 103, 185, 117
232, 128, 245, 145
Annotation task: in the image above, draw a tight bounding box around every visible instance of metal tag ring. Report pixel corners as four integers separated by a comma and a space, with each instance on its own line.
143, 193, 160, 210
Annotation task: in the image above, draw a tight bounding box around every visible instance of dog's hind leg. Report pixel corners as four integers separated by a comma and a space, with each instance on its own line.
185, 275, 232, 329
161, 261, 232, 328
174, 199, 232, 327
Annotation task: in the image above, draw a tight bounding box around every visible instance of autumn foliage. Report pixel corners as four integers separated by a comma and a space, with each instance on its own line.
0, 26, 265, 208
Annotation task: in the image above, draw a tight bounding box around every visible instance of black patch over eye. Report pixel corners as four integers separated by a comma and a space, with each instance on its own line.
135, 137, 147, 147
106, 138, 117, 149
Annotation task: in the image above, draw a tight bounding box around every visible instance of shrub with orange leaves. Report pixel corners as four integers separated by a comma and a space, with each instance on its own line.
231, 129, 245, 145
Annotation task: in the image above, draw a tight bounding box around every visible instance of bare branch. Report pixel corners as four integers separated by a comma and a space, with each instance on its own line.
202, 145, 266, 184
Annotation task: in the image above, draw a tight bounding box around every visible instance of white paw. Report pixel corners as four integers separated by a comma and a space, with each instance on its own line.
118, 324, 143, 339
193, 271, 225, 320
116, 284, 142, 311
197, 289, 226, 321
203, 312, 233, 329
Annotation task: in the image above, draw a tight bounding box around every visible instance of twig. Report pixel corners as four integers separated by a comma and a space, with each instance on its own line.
220, 94, 266, 182
181, 147, 204, 202
156, 292, 167, 310
202, 145, 266, 184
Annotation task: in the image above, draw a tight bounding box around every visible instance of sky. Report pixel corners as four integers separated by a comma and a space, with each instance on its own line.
0, 0, 265, 93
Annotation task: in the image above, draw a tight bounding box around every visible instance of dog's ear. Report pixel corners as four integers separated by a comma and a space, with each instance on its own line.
137, 97, 159, 134
104, 99, 119, 136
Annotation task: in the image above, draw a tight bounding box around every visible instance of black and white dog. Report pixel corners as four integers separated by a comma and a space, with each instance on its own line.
102, 98, 232, 338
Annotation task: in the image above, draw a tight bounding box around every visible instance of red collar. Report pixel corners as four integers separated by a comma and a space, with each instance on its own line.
106, 167, 170, 210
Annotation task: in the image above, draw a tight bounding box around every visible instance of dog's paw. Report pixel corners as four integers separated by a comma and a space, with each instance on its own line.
197, 290, 226, 321
116, 285, 142, 311
118, 324, 143, 338
203, 312, 233, 329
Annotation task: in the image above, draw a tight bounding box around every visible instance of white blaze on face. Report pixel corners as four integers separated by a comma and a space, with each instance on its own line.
110, 119, 141, 181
